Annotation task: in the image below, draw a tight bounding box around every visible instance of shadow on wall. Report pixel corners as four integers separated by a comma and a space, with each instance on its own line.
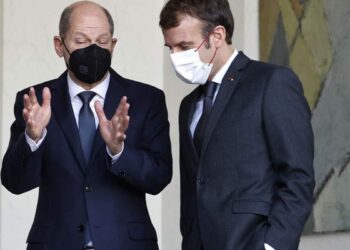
259, 0, 350, 234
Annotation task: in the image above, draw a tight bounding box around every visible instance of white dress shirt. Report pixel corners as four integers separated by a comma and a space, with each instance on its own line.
189, 49, 238, 136
25, 72, 123, 162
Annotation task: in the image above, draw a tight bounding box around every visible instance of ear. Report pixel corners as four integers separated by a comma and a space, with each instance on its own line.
211, 25, 226, 48
111, 37, 118, 54
53, 36, 65, 57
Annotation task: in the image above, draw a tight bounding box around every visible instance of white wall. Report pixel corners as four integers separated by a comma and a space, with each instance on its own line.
230, 0, 259, 59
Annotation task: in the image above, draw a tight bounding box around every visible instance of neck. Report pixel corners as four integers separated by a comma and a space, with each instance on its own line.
208, 44, 235, 81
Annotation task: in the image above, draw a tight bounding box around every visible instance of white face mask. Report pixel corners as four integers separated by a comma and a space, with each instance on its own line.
170, 48, 214, 85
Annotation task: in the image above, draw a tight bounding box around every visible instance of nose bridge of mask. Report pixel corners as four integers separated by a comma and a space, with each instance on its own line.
61, 39, 100, 57
170, 49, 202, 66
170, 49, 212, 85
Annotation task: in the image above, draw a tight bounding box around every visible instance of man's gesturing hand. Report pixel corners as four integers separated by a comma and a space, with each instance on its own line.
23, 87, 52, 142
95, 96, 130, 155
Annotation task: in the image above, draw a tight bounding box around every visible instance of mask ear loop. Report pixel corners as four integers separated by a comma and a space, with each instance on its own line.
194, 32, 212, 52
194, 31, 218, 65
60, 38, 71, 55
60, 38, 73, 71
209, 48, 217, 64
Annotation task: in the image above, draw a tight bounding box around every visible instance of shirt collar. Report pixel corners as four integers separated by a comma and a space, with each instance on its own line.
212, 49, 239, 84
67, 72, 110, 101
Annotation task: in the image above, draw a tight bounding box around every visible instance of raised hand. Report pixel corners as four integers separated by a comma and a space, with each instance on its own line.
95, 96, 130, 155
22, 87, 52, 142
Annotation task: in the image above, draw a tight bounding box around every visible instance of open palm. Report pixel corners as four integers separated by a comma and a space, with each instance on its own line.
95, 96, 130, 155
22, 87, 51, 142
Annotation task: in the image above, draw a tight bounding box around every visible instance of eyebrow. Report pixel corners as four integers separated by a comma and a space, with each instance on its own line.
72, 32, 111, 39
164, 41, 195, 48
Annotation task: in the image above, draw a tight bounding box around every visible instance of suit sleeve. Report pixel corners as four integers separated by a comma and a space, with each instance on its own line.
262, 68, 315, 249
108, 90, 172, 195
1, 91, 45, 194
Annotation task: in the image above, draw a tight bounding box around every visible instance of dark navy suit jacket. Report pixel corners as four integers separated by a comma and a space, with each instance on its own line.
179, 52, 314, 250
1, 69, 172, 250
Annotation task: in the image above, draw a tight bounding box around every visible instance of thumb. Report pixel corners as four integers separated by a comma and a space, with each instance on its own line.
95, 101, 107, 123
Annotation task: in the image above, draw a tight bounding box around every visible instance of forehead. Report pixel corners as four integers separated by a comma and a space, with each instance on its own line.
163, 15, 204, 46
68, 5, 110, 37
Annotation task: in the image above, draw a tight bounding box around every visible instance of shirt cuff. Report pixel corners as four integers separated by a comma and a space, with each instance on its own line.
264, 243, 275, 250
106, 142, 124, 164
25, 129, 47, 152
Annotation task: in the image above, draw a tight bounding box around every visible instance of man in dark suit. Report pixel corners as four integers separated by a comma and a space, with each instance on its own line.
1, 1, 172, 250
159, 0, 314, 249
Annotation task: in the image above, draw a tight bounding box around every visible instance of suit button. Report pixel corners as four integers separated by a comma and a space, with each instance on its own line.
85, 185, 92, 192
78, 224, 85, 232
197, 177, 204, 184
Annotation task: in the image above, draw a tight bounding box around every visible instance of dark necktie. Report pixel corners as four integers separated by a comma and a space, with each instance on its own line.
78, 91, 96, 247
193, 81, 218, 154
78, 91, 96, 165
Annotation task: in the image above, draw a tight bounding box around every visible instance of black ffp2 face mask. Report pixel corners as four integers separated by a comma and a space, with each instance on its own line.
62, 40, 112, 84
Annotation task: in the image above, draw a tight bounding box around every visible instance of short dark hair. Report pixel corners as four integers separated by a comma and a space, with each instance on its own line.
159, 0, 234, 45
59, 3, 114, 38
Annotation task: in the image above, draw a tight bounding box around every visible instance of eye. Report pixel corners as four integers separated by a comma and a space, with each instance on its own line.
98, 40, 109, 45
178, 44, 193, 51
75, 39, 87, 45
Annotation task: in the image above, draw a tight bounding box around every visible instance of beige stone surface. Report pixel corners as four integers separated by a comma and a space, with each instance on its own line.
314, 161, 350, 232
259, 0, 280, 61
278, 0, 299, 48
302, 0, 333, 81
289, 35, 322, 109
290, 0, 305, 19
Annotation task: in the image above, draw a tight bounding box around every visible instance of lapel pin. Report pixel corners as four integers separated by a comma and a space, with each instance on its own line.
227, 76, 235, 82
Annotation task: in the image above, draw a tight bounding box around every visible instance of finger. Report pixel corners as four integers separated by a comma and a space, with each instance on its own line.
121, 102, 130, 117
120, 115, 130, 131
113, 112, 127, 128
23, 108, 30, 122
116, 134, 126, 143
111, 114, 119, 128
111, 116, 127, 138
29, 87, 38, 105
116, 130, 127, 142
114, 118, 129, 138
23, 110, 33, 128
94, 101, 108, 123
23, 94, 32, 110
115, 96, 127, 116
109, 117, 119, 137
118, 101, 129, 127
115, 102, 129, 125
42, 87, 51, 108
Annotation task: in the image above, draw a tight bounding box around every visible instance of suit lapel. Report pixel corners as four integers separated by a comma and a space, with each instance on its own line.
181, 87, 202, 176
50, 72, 87, 174
88, 70, 126, 173
200, 52, 250, 157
